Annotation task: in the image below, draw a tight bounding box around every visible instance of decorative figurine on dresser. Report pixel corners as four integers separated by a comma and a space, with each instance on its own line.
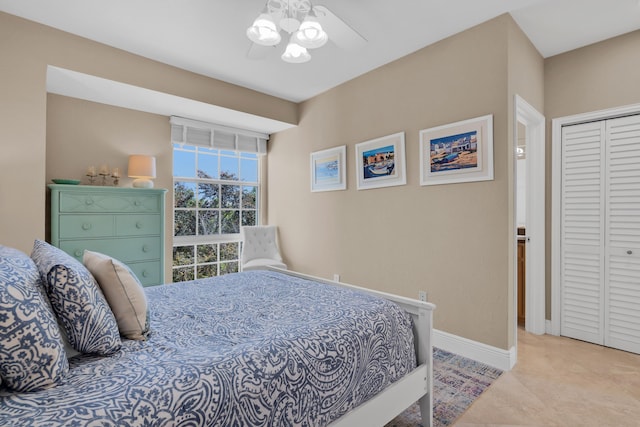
49, 184, 167, 286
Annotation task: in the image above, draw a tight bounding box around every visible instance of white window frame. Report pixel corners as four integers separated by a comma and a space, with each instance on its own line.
172, 144, 261, 280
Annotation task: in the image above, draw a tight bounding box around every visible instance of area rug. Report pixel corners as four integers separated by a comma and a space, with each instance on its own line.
385, 348, 503, 427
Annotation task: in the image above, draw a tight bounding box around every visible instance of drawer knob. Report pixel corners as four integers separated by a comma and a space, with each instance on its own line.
136, 221, 143, 229
628, 250, 633, 255
142, 270, 149, 277
134, 200, 141, 206
82, 223, 92, 231
142, 245, 150, 253
74, 250, 82, 257
85, 198, 94, 205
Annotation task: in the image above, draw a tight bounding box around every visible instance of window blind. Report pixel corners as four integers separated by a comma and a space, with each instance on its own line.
170, 116, 268, 154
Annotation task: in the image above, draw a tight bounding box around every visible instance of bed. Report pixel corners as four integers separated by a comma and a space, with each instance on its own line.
0, 242, 435, 427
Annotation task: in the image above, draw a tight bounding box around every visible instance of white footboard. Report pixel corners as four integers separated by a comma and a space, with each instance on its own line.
272, 268, 436, 427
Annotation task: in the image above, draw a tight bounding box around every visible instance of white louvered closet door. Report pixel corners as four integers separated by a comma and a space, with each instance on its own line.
560, 114, 640, 354
560, 121, 606, 345
605, 115, 640, 354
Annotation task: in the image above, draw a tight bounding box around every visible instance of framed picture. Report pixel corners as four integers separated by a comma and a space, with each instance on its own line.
310, 145, 347, 192
355, 132, 406, 190
420, 114, 494, 186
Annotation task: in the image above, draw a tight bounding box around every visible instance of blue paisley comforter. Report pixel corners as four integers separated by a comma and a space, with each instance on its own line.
0, 271, 416, 426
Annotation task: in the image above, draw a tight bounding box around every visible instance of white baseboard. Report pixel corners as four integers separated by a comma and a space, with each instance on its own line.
433, 329, 516, 371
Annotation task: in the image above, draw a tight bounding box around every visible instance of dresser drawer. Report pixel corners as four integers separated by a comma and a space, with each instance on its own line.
59, 192, 161, 213
116, 215, 161, 237
128, 261, 162, 287
58, 215, 115, 239
60, 237, 161, 263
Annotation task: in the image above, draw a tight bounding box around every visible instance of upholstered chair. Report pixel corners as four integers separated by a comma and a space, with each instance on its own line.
240, 225, 287, 271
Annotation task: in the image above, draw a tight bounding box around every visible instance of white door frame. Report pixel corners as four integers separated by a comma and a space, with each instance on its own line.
551, 102, 640, 335
514, 95, 546, 337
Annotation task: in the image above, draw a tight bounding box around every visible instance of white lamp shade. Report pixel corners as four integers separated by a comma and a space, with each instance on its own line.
281, 41, 311, 63
128, 155, 156, 188
246, 13, 281, 46
294, 17, 327, 49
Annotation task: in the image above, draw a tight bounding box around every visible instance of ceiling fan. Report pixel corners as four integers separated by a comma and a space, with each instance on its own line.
246, 0, 367, 63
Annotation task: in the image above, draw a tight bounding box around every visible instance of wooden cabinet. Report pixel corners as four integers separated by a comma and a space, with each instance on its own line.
49, 184, 167, 286
517, 237, 526, 326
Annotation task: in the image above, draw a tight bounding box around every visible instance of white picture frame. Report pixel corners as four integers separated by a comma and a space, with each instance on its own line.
420, 114, 494, 186
310, 145, 347, 192
355, 132, 407, 191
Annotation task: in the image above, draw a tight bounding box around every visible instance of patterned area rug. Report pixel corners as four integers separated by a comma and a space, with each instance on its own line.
385, 348, 503, 427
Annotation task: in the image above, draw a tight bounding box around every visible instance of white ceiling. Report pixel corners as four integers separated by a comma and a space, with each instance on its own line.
2, 0, 639, 129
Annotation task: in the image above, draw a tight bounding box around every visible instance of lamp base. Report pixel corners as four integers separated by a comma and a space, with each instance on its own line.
132, 178, 154, 188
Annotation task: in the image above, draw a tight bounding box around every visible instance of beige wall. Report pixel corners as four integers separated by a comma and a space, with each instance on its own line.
268, 15, 524, 349
46, 94, 174, 280
0, 11, 296, 255
544, 29, 640, 318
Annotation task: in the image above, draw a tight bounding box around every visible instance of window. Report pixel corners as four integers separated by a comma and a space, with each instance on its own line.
172, 145, 260, 282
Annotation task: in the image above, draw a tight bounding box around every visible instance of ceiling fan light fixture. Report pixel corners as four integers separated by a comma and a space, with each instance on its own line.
281, 41, 311, 63
246, 13, 281, 46
294, 16, 327, 49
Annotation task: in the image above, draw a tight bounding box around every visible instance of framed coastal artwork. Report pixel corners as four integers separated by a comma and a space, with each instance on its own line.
419, 114, 494, 186
310, 145, 347, 192
355, 132, 406, 190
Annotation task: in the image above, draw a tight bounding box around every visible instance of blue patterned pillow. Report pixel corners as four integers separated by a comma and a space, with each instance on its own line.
0, 244, 69, 391
31, 240, 121, 356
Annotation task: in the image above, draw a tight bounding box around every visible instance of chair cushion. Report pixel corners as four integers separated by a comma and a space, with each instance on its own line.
31, 240, 121, 355
83, 250, 150, 340
0, 245, 69, 391
240, 226, 284, 266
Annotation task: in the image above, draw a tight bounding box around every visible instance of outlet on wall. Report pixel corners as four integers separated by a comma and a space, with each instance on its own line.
333, 274, 340, 282
418, 291, 427, 302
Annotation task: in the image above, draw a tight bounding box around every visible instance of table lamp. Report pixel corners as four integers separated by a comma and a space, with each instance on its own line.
128, 155, 156, 188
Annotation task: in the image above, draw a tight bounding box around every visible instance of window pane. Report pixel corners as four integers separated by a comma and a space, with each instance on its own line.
197, 264, 218, 279
242, 210, 256, 227
220, 156, 239, 180
173, 266, 195, 283
174, 210, 196, 236
198, 153, 218, 179
173, 245, 194, 266
197, 244, 218, 263
242, 186, 257, 209
198, 183, 219, 208
174, 182, 196, 208
221, 185, 240, 208
221, 211, 240, 234
220, 262, 238, 275
174, 150, 196, 177
198, 210, 219, 235
240, 158, 258, 182
220, 242, 239, 261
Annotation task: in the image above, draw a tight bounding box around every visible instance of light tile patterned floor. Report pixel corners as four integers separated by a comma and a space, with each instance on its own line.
455, 329, 640, 427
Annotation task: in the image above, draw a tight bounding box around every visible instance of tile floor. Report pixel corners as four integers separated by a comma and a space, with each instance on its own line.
454, 329, 640, 427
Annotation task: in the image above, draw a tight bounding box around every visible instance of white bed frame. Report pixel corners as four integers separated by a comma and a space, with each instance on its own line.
272, 268, 435, 427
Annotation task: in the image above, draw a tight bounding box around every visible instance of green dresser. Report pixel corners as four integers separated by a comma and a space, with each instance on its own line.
49, 184, 167, 286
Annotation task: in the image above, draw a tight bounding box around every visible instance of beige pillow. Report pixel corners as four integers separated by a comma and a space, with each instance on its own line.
83, 250, 150, 340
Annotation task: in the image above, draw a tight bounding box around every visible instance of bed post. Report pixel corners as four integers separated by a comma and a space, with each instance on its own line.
415, 307, 433, 427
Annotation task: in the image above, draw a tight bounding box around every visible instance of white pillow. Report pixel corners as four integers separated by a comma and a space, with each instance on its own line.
83, 250, 150, 340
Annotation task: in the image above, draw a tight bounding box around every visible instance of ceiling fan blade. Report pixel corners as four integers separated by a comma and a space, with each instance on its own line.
247, 43, 277, 60
313, 5, 367, 50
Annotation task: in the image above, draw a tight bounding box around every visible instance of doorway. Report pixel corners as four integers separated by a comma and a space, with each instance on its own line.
514, 95, 546, 343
